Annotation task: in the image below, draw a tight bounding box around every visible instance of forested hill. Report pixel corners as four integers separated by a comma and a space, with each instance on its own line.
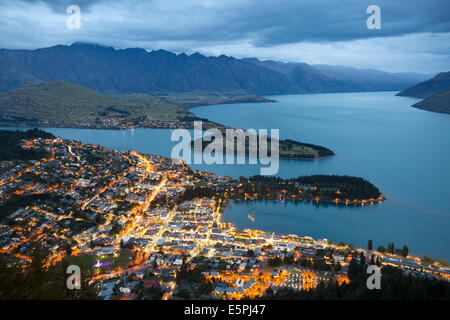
242, 174, 383, 201
0, 129, 55, 161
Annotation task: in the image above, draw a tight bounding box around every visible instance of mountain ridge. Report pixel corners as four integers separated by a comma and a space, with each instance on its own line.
397, 71, 450, 99
0, 42, 429, 96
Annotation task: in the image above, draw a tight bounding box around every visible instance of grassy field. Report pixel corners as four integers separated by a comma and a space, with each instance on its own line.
279, 139, 334, 158
280, 142, 319, 158
65, 250, 133, 274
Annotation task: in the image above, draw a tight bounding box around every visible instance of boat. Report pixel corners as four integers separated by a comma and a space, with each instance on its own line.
248, 211, 255, 222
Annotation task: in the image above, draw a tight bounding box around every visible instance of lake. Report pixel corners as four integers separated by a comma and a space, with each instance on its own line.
4, 91, 450, 260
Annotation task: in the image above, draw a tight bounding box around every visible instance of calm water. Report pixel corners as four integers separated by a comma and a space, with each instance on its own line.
4, 91, 450, 260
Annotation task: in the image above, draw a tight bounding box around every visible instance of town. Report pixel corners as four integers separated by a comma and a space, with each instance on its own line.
0, 134, 449, 300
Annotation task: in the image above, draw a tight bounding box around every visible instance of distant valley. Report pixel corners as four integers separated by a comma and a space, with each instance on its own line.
0, 42, 445, 158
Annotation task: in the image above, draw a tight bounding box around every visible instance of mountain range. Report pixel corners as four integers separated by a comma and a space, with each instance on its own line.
0, 42, 429, 96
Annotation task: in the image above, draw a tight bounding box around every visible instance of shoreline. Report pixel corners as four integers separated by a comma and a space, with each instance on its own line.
219, 199, 446, 266
230, 196, 385, 206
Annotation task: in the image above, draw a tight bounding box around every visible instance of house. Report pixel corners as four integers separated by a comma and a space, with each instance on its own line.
77, 178, 91, 187
144, 279, 161, 289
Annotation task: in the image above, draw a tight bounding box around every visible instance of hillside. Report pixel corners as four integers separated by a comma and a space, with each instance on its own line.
397, 72, 450, 98
0, 81, 194, 127
0, 42, 428, 95
412, 88, 450, 114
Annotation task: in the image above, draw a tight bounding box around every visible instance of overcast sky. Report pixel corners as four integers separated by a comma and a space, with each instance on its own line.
0, 0, 449, 73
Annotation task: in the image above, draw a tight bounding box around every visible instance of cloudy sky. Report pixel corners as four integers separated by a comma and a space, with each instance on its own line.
0, 0, 449, 73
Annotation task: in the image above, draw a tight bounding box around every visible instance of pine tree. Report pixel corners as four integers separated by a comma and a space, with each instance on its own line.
401, 245, 409, 258
376, 257, 381, 266
360, 252, 365, 265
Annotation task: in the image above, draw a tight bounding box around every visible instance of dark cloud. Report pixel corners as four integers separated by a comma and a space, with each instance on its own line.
21, 0, 105, 12
248, 0, 450, 44
14, 0, 450, 44
1, 0, 449, 73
